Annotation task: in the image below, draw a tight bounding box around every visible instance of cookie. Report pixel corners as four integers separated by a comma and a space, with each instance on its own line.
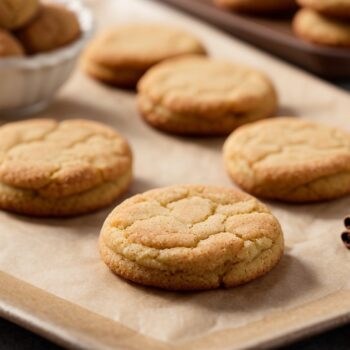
293, 8, 350, 47
137, 56, 277, 135
99, 184, 284, 290
0, 119, 132, 216
297, 0, 350, 19
0, 0, 39, 30
81, 58, 146, 88
82, 24, 206, 87
16, 3, 81, 54
215, 0, 296, 13
0, 29, 24, 57
223, 117, 350, 202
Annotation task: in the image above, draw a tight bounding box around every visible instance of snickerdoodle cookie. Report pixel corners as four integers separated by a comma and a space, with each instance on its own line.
214, 0, 296, 13
0, 119, 132, 216
82, 24, 206, 87
0, 0, 39, 30
293, 8, 350, 47
16, 3, 81, 54
137, 56, 277, 135
0, 29, 24, 57
297, 0, 350, 19
223, 117, 350, 202
99, 184, 284, 290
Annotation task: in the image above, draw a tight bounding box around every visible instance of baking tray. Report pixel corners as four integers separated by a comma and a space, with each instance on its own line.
1, 272, 350, 350
0, 0, 350, 349
154, 0, 350, 79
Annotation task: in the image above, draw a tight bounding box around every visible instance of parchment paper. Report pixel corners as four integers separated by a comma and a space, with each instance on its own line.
0, 0, 350, 345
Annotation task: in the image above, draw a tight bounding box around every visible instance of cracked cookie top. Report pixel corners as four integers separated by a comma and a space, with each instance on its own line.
137, 56, 277, 118
100, 185, 283, 274
0, 119, 132, 198
224, 117, 350, 201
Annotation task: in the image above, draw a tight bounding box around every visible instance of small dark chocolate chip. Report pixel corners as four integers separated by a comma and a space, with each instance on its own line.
344, 216, 350, 229
341, 231, 350, 249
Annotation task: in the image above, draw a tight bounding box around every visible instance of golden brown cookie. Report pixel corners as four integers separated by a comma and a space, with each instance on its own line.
81, 24, 206, 87
215, 0, 296, 13
297, 0, 350, 19
81, 58, 146, 88
0, 119, 132, 216
99, 184, 284, 290
0, 0, 39, 30
223, 117, 350, 202
16, 3, 81, 54
0, 29, 24, 57
293, 8, 350, 47
137, 56, 277, 136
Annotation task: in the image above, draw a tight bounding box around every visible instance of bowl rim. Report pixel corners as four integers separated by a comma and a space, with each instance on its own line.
0, 0, 95, 69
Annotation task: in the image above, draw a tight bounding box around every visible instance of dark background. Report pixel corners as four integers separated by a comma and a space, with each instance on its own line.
0, 316, 349, 350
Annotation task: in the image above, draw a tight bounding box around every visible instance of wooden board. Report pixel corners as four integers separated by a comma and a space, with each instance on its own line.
1, 272, 350, 350
155, 0, 350, 79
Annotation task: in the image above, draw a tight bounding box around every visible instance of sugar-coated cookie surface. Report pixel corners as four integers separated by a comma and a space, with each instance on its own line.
82, 24, 206, 87
99, 184, 284, 290
0, 29, 24, 57
293, 8, 350, 47
137, 56, 277, 135
0, 119, 132, 216
16, 3, 81, 54
215, 0, 296, 13
223, 117, 350, 202
297, 0, 350, 19
0, 0, 39, 30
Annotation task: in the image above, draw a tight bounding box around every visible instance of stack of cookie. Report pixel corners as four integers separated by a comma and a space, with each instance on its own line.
83, 23, 278, 135
0, 0, 81, 58
82, 24, 206, 88
212, 0, 350, 48
293, 0, 350, 47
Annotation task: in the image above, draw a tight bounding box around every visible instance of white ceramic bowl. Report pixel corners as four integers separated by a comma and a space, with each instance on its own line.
0, 0, 94, 117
